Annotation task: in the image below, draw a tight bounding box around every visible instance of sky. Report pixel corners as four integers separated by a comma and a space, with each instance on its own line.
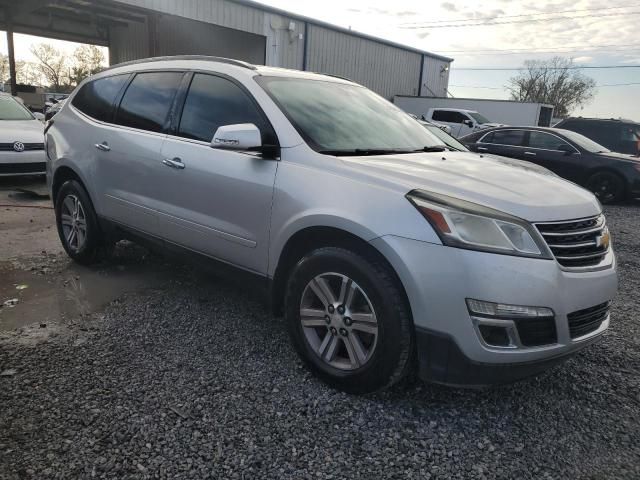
252, 0, 639, 121
1, 1, 638, 120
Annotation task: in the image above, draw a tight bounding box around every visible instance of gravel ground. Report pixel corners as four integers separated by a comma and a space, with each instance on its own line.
1, 204, 639, 479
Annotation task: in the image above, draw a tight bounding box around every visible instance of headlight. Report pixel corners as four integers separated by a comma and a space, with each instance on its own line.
406, 190, 552, 259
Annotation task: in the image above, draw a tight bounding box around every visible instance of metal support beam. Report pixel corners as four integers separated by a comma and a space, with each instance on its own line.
5, 9, 17, 96
147, 12, 158, 57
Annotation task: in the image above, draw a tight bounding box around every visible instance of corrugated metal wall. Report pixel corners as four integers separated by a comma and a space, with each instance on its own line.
305, 25, 422, 99
110, 0, 449, 98
420, 56, 450, 97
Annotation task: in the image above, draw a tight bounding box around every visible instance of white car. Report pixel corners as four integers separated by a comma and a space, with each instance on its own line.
425, 108, 505, 138
0, 93, 46, 176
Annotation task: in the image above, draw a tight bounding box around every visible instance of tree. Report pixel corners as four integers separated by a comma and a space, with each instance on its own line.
30, 43, 69, 92
0, 53, 9, 84
70, 44, 105, 85
507, 57, 596, 118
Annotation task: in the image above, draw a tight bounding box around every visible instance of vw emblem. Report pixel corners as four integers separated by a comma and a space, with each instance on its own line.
13, 142, 25, 152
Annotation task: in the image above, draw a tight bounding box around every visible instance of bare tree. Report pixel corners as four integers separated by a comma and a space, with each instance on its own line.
507, 57, 596, 118
70, 44, 105, 85
15, 60, 44, 86
30, 43, 69, 91
0, 53, 9, 85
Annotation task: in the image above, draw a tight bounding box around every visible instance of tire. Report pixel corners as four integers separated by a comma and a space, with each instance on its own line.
284, 246, 414, 394
586, 171, 625, 204
54, 180, 106, 265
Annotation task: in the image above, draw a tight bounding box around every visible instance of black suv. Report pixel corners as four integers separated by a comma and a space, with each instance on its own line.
555, 118, 640, 156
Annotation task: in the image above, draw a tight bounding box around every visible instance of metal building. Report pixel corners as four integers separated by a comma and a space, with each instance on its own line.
0, 0, 453, 99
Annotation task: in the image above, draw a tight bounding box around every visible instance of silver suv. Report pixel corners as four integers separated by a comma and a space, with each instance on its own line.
46, 56, 618, 393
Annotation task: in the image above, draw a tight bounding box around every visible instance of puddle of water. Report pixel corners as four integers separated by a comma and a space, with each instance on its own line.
0, 250, 171, 332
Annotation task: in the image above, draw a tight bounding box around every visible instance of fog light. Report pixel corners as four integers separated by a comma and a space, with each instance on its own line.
478, 325, 511, 347
466, 299, 553, 318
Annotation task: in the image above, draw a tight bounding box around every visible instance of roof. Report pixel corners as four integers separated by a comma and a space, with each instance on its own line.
226, 0, 454, 63
561, 117, 639, 125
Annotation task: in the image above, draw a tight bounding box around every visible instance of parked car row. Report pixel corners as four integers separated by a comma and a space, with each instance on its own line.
460, 126, 640, 203
44, 56, 618, 393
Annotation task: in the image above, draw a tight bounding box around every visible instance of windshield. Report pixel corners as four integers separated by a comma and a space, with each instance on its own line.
0, 96, 35, 120
421, 123, 468, 151
255, 76, 444, 154
469, 112, 491, 124
557, 129, 610, 153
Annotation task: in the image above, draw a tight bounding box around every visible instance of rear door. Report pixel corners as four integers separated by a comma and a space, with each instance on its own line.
97, 71, 184, 236
156, 72, 279, 274
524, 130, 581, 180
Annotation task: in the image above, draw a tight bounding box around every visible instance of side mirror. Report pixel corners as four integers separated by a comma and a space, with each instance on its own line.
211, 123, 262, 151
463, 119, 474, 128
33, 112, 45, 122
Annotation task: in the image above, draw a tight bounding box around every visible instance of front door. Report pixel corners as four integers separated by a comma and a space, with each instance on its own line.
156, 73, 279, 274
524, 130, 581, 181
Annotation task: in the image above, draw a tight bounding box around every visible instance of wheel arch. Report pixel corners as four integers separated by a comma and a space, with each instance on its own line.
269, 225, 413, 322
51, 164, 93, 205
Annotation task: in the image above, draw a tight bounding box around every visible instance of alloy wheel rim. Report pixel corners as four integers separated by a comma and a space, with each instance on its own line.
299, 273, 378, 371
593, 175, 615, 202
60, 194, 87, 251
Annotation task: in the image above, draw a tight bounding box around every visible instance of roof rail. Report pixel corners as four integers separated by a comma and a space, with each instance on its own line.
104, 55, 257, 72
316, 72, 355, 83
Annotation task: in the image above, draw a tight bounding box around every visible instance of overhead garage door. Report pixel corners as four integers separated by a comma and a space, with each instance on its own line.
156, 14, 266, 65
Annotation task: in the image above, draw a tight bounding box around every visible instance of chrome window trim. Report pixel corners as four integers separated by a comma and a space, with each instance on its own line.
478, 129, 580, 154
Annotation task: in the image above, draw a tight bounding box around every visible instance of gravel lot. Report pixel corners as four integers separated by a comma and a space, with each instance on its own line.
1, 203, 639, 479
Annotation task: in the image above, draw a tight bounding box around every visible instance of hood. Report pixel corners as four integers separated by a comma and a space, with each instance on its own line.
597, 151, 640, 163
0, 120, 44, 143
340, 151, 600, 222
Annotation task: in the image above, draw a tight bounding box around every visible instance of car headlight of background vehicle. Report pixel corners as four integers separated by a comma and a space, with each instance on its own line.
406, 190, 553, 259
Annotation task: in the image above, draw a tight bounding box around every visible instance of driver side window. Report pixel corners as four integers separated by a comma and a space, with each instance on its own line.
178, 74, 276, 145
528, 131, 574, 152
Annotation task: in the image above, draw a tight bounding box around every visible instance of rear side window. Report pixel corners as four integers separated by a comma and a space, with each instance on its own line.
488, 130, 525, 146
432, 110, 466, 123
115, 72, 183, 133
72, 75, 129, 122
178, 74, 275, 144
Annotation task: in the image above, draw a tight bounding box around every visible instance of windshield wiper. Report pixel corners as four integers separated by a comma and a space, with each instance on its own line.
318, 148, 416, 156
415, 145, 448, 153
319, 146, 449, 156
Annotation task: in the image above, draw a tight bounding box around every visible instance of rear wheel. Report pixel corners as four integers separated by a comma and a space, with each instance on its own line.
586, 171, 625, 204
285, 247, 414, 394
55, 180, 107, 265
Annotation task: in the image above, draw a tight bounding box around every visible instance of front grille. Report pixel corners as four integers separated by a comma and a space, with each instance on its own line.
535, 215, 609, 268
514, 316, 557, 347
0, 143, 45, 151
0, 162, 46, 174
568, 302, 610, 339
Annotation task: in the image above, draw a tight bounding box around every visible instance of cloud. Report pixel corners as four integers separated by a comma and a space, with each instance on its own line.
573, 56, 594, 63
441, 2, 457, 12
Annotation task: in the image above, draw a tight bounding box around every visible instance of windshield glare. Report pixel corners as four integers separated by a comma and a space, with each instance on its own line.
0, 96, 35, 121
469, 112, 491, 124
256, 77, 444, 153
558, 128, 610, 153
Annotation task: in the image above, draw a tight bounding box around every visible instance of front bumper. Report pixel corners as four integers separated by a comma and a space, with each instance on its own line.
0, 151, 46, 176
370, 236, 618, 384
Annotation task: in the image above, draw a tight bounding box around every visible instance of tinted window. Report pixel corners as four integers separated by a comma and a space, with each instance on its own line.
179, 74, 274, 144
528, 131, 573, 151
115, 72, 183, 133
432, 110, 466, 123
488, 130, 525, 146
72, 75, 129, 122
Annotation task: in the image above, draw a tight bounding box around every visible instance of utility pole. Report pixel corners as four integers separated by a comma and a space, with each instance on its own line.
5, 8, 18, 96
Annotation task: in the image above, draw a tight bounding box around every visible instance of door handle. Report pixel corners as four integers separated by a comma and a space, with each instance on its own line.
163, 157, 185, 170
524, 151, 537, 156
477, 146, 488, 152
95, 142, 110, 152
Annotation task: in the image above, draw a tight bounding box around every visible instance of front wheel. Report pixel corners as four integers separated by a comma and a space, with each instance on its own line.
586, 171, 625, 204
285, 247, 414, 394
